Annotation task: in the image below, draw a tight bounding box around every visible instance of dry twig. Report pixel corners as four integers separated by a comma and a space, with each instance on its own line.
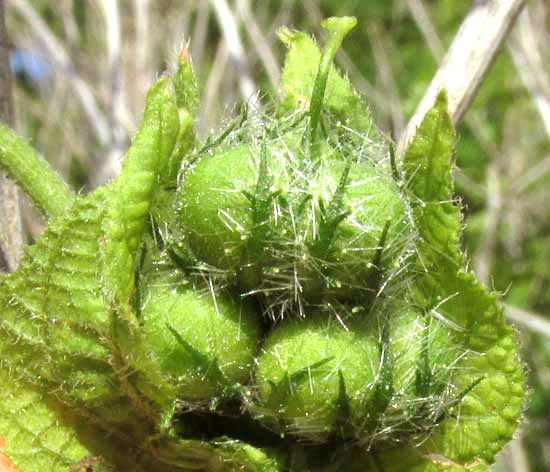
94, 0, 127, 184
508, 5, 550, 138
0, 0, 23, 272
236, 0, 280, 92
505, 304, 550, 338
209, 0, 257, 105
399, 0, 527, 153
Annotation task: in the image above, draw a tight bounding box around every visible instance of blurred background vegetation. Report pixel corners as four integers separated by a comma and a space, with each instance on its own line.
4, 1, 549, 470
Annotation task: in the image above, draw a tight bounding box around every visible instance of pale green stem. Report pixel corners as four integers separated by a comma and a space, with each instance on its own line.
0, 124, 75, 218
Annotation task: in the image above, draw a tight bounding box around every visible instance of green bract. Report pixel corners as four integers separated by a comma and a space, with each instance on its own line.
0, 16, 525, 472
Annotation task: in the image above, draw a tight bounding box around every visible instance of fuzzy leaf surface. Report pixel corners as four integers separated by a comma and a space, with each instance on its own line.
0, 75, 181, 454
0, 369, 118, 472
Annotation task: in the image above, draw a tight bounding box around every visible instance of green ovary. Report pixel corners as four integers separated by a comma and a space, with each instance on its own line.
381, 308, 462, 438
255, 316, 379, 441
141, 282, 261, 402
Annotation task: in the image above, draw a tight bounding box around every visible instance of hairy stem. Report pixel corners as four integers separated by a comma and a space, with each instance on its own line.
0, 123, 75, 218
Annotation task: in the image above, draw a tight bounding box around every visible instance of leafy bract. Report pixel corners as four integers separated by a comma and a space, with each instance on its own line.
161, 49, 199, 187
0, 71, 183, 470
102, 76, 179, 307
372, 92, 525, 470
278, 21, 376, 137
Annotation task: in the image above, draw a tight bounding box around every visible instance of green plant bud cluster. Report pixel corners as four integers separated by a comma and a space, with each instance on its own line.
0, 16, 526, 472
173, 18, 408, 320
249, 302, 468, 446
177, 121, 408, 315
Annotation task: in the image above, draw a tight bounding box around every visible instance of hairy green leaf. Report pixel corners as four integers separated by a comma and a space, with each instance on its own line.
0, 369, 119, 472
0, 73, 181, 448
374, 92, 527, 470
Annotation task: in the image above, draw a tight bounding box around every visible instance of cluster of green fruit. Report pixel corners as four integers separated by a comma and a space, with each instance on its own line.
143, 17, 452, 447
0, 17, 525, 472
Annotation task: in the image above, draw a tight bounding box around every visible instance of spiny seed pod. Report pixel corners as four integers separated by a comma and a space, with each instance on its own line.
301, 158, 407, 300
364, 305, 463, 444
252, 302, 467, 445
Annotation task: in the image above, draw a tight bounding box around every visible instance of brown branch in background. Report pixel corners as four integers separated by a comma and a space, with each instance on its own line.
405, 0, 445, 60
404, 0, 500, 160
209, 0, 257, 105
236, 0, 281, 93
402, 1, 550, 347
190, 2, 209, 75
0, 0, 23, 272
508, 5, 550, 139
474, 161, 503, 286
198, 38, 230, 137
505, 304, 550, 338
398, 0, 527, 154
94, 0, 127, 186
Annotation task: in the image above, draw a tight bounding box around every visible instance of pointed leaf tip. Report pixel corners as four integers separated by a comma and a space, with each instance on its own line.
403, 87, 456, 205
277, 18, 375, 137
434, 88, 450, 110
174, 47, 199, 113
179, 47, 189, 62
321, 16, 357, 35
